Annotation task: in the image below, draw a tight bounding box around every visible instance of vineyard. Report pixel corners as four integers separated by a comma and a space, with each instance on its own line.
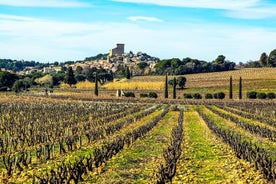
0, 95, 275, 183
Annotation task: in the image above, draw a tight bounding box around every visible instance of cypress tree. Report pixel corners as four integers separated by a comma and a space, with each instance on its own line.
164, 73, 168, 98
173, 77, 177, 99
239, 76, 242, 99
126, 67, 131, 79
64, 66, 77, 87
229, 76, 233, 99
94, 72, 98, 96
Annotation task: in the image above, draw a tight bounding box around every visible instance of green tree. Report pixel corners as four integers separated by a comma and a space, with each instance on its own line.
12, 80, 24, 93
164, 73, 168, 98
268, 49, 276, 67
239, 77, 242, 99
126, 67, 131, 79
214, 55, 226, 64
177, 76, 186, 89
229, 76, 233, 99
259, 52, 268, 67
64, 66, 76, 86
173, 77, 177, 99
94, 72, 98, 96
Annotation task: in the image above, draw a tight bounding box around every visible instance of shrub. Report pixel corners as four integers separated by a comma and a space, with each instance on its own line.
183, 93, 193, 99
0, 87, 8, 91
140, 93, 148, 98
247, 91, 257, 99
257, 92, 267, 99
214, 92, 225, 99
267, 92, 276, 99
205, 93, 213, 99
192, 93, 202, 99
123, 92, 135, 97
148, 92, 158, 98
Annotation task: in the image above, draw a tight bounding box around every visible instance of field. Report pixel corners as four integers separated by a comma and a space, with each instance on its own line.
52, 68, 276, 100
0, 68, 276, 183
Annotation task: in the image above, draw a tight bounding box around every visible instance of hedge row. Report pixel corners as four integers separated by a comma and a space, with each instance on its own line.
247, 91, 276, 99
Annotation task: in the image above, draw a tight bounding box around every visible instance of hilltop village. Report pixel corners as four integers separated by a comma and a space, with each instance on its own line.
74, 44, 160, 75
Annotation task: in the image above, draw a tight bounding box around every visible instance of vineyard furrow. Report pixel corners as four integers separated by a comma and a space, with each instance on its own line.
206, 105, 276, 141
173, 108, 266, 183
86, 110, 179, 183
198, 107, 276, 182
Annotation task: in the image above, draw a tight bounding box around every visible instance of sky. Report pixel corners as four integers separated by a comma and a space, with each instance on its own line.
0, 0, 276, 63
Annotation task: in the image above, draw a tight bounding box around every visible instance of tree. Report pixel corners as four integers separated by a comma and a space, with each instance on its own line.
259, 52, 268, 67
0, 71, 18, 89
229, 76, 233, 99
64, 67, 76, 86
164, 73, 168, 98
177, 76, 186, 89
94, 72, 98, 96
173, 77, 176, 99
239, 77, 242, 99
214, 92, 225, 99
12, 80, 24, 93
126, 67, 131, 79
214, 55, 226, 64
268, 49, 276, 67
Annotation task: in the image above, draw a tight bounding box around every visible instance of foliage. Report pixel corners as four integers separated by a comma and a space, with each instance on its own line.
183, 93, 193, 99
123, 91, 135, 97
247, 91, 257, 99
94, 72, 99, 96
148, 92, 158, 98
140, 93, 148, 98
229, 76, 233, 99
137, 62, 148, 70
256, 92, 267, 99
267, 92, 276, 99
164, 74, 168, 98
259, 52, 268, 67
126, 67, 131, 79
214, 92, 225, 99
192, 93, 202, 99
239, 77, 242, 99
177, 76, 186, 89
154, 56, 235, 75
268, 49, 276, 67
0, 71, 18, 89
205, 93, 213, 99
64, 66, 77, 86
173, 77, 177, 99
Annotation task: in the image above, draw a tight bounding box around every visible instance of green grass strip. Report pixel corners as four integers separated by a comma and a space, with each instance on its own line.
86, 111, 179, 184
173, 109, 266, 183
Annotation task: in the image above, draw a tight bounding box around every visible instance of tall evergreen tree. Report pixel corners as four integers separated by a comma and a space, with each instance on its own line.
94, 72, 98, 96
164, 73, 168, 98
126, 67, 131, 79
64, 66, 76, 86
259, 52, 268, 67
229, 76, 233, 99
173, 77, 177, 99
239, 76, 242, 99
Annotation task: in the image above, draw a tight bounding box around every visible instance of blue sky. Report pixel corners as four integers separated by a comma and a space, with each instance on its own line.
0, 0, 276, 63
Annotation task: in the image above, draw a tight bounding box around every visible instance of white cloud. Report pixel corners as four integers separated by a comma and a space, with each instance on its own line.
113, 0, 259, 10
226, 7, 276, 19
113, 0, 276, 19
128, 16, 162, 22
0, 14, 275, 62
0, 0, 90, 7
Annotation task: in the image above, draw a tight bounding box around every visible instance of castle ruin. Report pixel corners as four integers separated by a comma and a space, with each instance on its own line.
109, 44, 125, 57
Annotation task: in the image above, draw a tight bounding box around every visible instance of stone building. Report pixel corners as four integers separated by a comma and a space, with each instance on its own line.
109, 43, 125, 57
